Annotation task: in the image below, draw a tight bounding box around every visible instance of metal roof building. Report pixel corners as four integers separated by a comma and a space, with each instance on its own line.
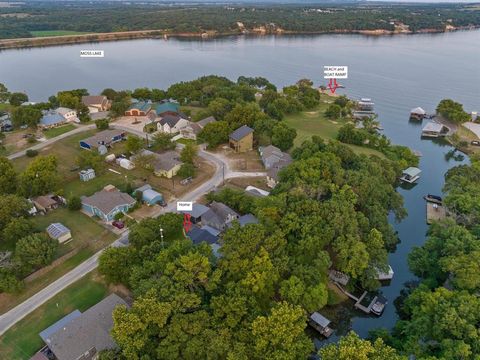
46, 223, 72, 243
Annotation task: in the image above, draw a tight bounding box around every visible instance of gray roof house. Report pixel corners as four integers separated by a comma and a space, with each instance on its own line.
81, 185, 136, 222
39, 294, 127, 360
197, 116, 216, 128
132, 149, 182, 178
266, 158, 292, 189
227, 213, 259, 228
79, 129, 125, 151
181, 203, 210, 224
202, 201, 240, 230
259, 145, 292, 169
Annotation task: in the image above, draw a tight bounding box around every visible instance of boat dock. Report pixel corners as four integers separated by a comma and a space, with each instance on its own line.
333, 282, 386, 315
426, 201, 447, 224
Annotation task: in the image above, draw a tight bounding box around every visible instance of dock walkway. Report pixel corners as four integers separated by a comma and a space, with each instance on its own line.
426, 201, 447, 224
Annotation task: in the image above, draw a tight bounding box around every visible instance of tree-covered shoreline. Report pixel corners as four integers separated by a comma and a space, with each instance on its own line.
1, 1, 480, 40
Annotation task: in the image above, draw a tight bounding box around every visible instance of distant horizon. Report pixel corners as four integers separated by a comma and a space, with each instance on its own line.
17, 0, 480, 4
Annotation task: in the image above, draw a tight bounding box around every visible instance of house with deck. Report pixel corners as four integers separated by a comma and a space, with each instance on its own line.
229, 125, 254, 153
81, 185, 136, 222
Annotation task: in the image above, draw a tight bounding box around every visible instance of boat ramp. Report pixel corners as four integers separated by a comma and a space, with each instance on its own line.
425, 195, 447, 224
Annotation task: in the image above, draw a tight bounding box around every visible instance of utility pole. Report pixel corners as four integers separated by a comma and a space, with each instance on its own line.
159, 226, 164, 248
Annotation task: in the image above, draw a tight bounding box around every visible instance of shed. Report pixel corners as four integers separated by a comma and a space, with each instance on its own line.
46, 223, 72, 243
118, 158, 135, 170
142, 189, 164, 205
79, 168, 95, 182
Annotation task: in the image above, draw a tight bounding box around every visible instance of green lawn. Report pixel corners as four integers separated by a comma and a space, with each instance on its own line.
0, 272, 109, 360
284, 101, 384, 157
30, 30, 91, 37
0, 103, 13, 112
42, 124, 76, 139
30, 208, 116, 255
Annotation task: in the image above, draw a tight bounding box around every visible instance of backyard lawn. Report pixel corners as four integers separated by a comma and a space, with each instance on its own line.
42, 124, 76, 139
284, 101, 384, 157
30, 208, 116, 255
30, 30, 91, 37
0, 272, 109, 360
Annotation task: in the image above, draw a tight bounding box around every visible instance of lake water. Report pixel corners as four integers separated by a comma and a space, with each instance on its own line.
1, 31, 479, 341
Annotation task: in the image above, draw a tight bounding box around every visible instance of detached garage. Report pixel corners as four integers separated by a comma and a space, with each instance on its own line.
134, 184, 165, 206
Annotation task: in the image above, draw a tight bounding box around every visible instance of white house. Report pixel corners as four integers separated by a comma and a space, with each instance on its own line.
157, 115, 190, 134
56, 107, 80, 123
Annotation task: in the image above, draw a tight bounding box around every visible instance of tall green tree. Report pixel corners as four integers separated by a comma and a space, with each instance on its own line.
0, 157, 17, 194
18, 155, 60, 197
320, 331, 405, 360
251, 302, 313, 360
9, 92, 28, 106
15, 233, 58, 271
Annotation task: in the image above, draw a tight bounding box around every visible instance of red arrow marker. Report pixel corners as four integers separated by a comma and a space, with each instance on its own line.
183, 213, 192, 233
328, 78, 339, 94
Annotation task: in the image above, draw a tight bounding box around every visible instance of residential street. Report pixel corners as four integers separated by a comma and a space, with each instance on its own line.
0, 123, 266, 336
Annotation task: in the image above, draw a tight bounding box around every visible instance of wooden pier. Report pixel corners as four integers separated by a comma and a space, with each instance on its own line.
426, 201, 447, 224
333, 283, 380, 315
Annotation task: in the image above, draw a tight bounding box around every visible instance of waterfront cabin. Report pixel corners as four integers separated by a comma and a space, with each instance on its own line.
421, 122, 449, 138
308, 312, 334, 338
400, 167, 421, 184
410, 107, 426, 121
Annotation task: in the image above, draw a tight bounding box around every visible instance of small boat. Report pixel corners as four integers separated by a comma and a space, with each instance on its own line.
371, 295, 387, 316
424, 194, 442, 204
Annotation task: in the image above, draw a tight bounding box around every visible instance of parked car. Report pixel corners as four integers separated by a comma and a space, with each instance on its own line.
471, 140, 480, 146
112, 220, 125, 229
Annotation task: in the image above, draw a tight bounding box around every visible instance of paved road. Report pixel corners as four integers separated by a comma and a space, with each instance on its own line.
7, 124, 96, 160
0, 124, 265, 336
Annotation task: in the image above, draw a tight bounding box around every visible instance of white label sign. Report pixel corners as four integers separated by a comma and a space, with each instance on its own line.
324, 66, 348, 79
177, 201, 193, 211
80, 50, 104, 58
